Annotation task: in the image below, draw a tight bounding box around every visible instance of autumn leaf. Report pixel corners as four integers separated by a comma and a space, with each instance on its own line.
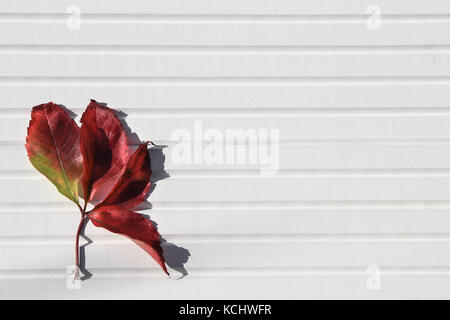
25, 101, 168, 278
80, 100, 128, 205
25, 102, 83, 204
89, 206, 168, 275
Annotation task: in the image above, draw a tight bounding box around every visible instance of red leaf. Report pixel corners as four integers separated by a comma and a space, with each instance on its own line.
94, 143, 151, 210
88, 206, 168, 275
26, 101, 170, 277
25, 102, 83, 203
80, 100, 128, 204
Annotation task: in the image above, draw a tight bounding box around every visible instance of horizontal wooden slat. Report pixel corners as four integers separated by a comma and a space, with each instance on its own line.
2, 85, 450, 110
3, 274, 450, 299
2, 0, 450, 15
2, 52, 450, 77
4, 144, 450, 171
3, 176, 450, 203
2, 208, 450, 236
1, 84, 449, 109
4, 115, 450, 141
2, 21, 450, 46
7, 114, 450, 141
2, 238, 450, 271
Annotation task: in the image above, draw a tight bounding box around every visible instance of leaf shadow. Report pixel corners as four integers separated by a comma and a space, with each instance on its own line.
58, 104, 78, 119
87, 101, 191, 279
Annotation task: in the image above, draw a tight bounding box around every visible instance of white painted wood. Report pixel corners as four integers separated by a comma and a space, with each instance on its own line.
5, 144, 450, 171
2, 21, 450, 46
4, 274, 450, 300
3, 237, 450, 271
4, 176, 450, 204
6, 114, 450, 142
3, 208, 450, 236
1, 84, 449, 109
2, 0, 450, 15
2, 52, 450, 77
1, 1, 450, 299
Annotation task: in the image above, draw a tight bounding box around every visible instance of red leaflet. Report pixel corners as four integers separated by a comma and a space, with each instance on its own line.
80, 100, 128, 204
94, 143, 151, 210
89, 206, 168, 275
87, 142, 166, 274
26, 101, 168, 278
25, 102, 83, 204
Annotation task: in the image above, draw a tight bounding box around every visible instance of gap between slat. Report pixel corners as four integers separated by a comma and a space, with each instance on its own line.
6, 107, 450, 117
1, 13, 450, 22
3, 44, 450, 54
4, 266, 450, 280
2, 200, 450, 211
1, 76, 450, 85
4, 233, 450, 246
5, 168, 450, 179
6, 139, 450, 146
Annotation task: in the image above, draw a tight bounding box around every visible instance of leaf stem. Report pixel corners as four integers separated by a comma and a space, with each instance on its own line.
74, 210, 85, 280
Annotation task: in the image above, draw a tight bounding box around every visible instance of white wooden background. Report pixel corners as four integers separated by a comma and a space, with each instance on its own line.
2, 0, 450, 299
